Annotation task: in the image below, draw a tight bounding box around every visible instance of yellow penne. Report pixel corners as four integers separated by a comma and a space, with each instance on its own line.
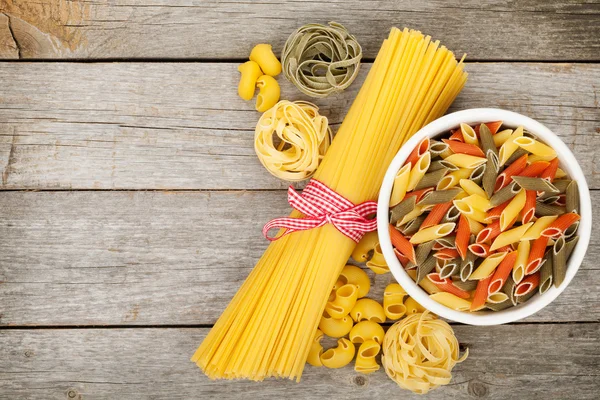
513, 137, 557, 158
492, 129, 513, 147
389, 163, 412, 207
453, 199, 488, 223
466, 217, 484, 235
407, 269, 441, 294
500, 189, 526, 231
498, 126, 523, 165
407, 152, 431, 191
521, 215, 558, 240
460, 178, 488, 199
469, 252, 508, 280
527, 153, 556, 163
490, 222, 533, 251
555, 168, 567, 179
513, 240, 530, 283
429, 292, 472, 311
443, 154, 487, 169
437, 168, 474, 190
409, 222, 456, 244
460, 123, 479, 146
462, 194, 492, 212
487, 292, 509, 304
454, 189, 469, 200
397, 205, 425, 226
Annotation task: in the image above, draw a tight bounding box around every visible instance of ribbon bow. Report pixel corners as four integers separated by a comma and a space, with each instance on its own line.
263, 179, 378, 242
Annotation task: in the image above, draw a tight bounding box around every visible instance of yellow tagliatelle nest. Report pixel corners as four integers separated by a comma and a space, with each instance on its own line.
381, 311, 468, 394
254, 100, 332, 181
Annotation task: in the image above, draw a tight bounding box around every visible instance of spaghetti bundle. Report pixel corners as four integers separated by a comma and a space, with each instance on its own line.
192, 28, 467, 381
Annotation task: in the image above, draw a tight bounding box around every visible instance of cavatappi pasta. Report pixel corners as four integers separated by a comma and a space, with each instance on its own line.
388, 122, 581, 312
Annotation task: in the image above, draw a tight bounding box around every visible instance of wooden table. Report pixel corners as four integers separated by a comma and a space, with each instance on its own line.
1, 1, 599, 399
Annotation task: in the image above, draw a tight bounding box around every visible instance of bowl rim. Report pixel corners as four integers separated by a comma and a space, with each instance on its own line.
377, 108, 592, 325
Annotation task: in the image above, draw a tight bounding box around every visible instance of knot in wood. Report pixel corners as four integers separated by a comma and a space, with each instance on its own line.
468, 380, 488, 398
67, 389, 78, 399
353, 375, 367, 387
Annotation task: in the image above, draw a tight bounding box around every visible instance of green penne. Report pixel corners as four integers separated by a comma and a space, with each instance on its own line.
441, 205, 461, 223
479, 123, 498, 157
429, 140, 449, 156
516, 289, 536, 303
390, 196, 417, 225
535, 201, 566, 217
452, 278, 477, 291
504, 147, 529, 166
552, 236, 567, 288
469, 163, 486, 185
564, 221, 579, 238
415, 255, 436, 283
501, 274, 517, 306
436, 235, 456, 249
539, 251, 553, 294
439, 261, 459, 279
418, 188, 462, 206
482, 152, 499, 198
486, 300, 514, 311
565, 236, 579, 258
490, 181, 520, 207
512, 176, 559, 193
565, 180, 579, 213
415, 240, 436, 265
551, 179, 571, 193
400, 215, 427, 236
429, 159, 458, 172
415, 168, 448, 191
459, 249, 476, 282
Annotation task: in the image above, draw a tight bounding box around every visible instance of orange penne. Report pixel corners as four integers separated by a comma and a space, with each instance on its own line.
468, 242, 490, 257
389, 224, 416, 264
517, 161, 550, 178
474, 121, 503, 135
522, 190, 536, 224
541, 212, 581, 238
493, 245, 513, 253
526, 236, 549, 274
540, 158, 559, 182
442, 139, 485, 157
486, 200, 510, 222
470, 275, 493, 311
394, 248, 410, 268
427, 273, 470, 299
404, 187, 434, 203
495, 154, 528, 191
434, 248, 460, 260
455, 214, 470, 260
404, 137, 430, 167
476, 220, 502, 243
449, 129, 464, 142
421, 202, 453, 229
555, 194, 566, 207
488, 251, 518, 294
515, 272, 540, 297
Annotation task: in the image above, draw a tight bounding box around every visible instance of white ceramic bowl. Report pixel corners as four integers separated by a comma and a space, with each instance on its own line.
377, 108, 591, 325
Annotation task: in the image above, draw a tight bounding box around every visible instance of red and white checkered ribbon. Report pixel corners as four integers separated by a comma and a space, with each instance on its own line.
263, 179, 378, 243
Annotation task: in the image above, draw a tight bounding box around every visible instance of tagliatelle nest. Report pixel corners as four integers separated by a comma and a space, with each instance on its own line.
381, 311, 468, 394
254, 100, 332, 182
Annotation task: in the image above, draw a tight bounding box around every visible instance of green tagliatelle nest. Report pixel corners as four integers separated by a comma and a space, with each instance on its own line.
281, 22, 362, 98
382, 311, 468, 394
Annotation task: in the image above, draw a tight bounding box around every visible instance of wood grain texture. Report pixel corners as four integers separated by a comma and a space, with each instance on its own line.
0, 62, 598, 190
1, 324, 598, 399
0, 0, 599, 60
0, 190, 597, 326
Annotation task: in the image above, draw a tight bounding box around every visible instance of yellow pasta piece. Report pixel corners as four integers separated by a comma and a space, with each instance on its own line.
407, 152, 431, 191
349, 321, 385, 344
355, 339, 381, 374
500, 189, 526, 231
390, 163, 412, 206
325, 284, 359, 318
409, 222, 455, 244
460, 178, 488, 199
513, 239, 530, 283
237, 61, 263, 100
555, 168, 567, 179
249, 43, 282, 76
513, 136, 557, 158
320, 338, 355, 368
490, 222, 533, 251
255, 75, 281, 112
487, 292, 509, 304
527, 153, 556, 163
383, 283, 408, 320
306, 329, 324, 367
318, 313, 354, 338
429, 292, 472, 311
460, 123, 479, 146
443, 154, 487, 169
467, 217, 485, 235
350, 298, 386, 323
492, 128, 513, 147
521, 215, 558, 240
469, 252, 508, 280
404, 296, 426, 314
453, 199, 488, 224
339, 265, 371, 298
461, 194, 492, 212
352, 231, 379, 263
397, 205, 425, 226
437, 168, 473, 190
499, 126, 524, 165
407, 269, 441, 294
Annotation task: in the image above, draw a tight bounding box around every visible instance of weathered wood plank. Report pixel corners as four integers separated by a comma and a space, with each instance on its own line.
0, 62, 598, 190
0, 324, 598, 399
0, 1, 599, 60
0, 190, 597, 326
